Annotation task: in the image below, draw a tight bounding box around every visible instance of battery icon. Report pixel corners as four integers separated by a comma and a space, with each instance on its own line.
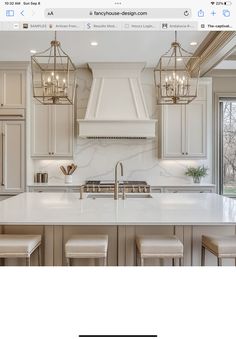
224, 1, 232, 5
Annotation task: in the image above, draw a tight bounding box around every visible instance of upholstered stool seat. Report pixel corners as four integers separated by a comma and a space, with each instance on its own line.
136, 235, 183, 266
201, 235, 236, 266
0, 234, 42, 266
65, 234, 108, 266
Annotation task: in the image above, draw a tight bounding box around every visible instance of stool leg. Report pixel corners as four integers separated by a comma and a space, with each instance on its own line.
66, 257, 71, 266
217, 257, 222, 266
26, 257, 30, 266
201, 246, 205, 266
179, 257, 182, 266
172, 258, 175, 266
140, 256, 144, 266
103, 256, 107, 266
38, 246, 42, 266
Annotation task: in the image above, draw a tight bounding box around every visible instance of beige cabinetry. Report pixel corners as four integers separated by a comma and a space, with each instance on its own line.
0, 69, 26, 118
0, 121, 25, 193
160, 79, 211, 159
31, 103, 73, 158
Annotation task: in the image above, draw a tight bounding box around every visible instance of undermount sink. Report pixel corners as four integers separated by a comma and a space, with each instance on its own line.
87, 193, 153, 199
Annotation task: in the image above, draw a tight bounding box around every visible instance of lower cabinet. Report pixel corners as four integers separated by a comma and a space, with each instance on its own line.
0, 121, 25, 194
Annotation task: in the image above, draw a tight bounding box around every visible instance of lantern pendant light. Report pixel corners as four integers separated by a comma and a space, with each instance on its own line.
31, 32, 76, 105
154, 31, 200, 105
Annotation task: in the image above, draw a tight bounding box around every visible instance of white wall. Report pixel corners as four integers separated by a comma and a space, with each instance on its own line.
31, 68, 213, 186
213, 76, 236, 93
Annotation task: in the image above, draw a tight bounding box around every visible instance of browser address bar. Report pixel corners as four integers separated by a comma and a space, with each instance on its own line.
44, 8, 192, 19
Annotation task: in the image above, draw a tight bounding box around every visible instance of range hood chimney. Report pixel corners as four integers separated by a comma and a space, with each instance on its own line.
78, 62, 156, 138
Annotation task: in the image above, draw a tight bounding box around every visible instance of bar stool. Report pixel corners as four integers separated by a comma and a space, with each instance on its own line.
201, 235, 236, 266
65, 234, 108, 266
0, 234, 42, 266
136, 235, 183, 266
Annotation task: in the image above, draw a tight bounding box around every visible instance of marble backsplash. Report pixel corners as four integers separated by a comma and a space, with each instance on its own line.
32, 138, 211, 185
31, 67, 213, 185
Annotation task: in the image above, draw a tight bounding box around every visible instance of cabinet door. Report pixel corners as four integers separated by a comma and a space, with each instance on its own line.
162, 105, 185, 158
51, 105, 73, 157
185, 101, 206, 157
0, 70, 25, 110
1, 121, 24, 193
31, 103, 51, 156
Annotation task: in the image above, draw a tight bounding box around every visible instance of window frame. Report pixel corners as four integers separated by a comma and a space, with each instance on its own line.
215, 93, 236, 198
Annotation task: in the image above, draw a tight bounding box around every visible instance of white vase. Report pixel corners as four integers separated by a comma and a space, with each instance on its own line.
65, 175, 72, 184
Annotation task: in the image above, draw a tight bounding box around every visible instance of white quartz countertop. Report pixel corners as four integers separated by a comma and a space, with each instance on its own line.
0, 192, 235, 226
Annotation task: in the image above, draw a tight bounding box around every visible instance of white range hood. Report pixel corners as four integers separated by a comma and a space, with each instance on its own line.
78, 62, 156, 138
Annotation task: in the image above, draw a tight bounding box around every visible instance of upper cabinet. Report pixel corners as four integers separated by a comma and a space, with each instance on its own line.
0, 69, 26, 118
31, 103, 73, 158
159, 79, 211, 159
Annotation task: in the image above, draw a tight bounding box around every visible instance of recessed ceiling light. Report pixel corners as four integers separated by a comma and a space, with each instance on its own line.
177, 58, 183, 61
190, 41, 197, 46
30, 49, 37, 54
90, 41, 98, 46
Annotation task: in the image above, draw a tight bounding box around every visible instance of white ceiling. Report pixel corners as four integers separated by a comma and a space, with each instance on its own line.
0, 31, 208, 67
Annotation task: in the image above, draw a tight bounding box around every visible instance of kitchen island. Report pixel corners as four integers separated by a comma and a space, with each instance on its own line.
0, 192, 236, 266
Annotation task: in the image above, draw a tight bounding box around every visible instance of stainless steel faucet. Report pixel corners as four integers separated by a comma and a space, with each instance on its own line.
114, 161, 124, 200
80, 185, 84, 199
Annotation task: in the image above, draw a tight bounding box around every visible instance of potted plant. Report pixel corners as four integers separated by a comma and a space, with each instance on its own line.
185, 165, 208, 184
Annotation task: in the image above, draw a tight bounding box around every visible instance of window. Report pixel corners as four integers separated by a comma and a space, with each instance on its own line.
220, 98, 236, 196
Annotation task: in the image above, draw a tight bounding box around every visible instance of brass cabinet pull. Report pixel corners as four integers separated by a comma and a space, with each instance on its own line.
1, 133, 5, 186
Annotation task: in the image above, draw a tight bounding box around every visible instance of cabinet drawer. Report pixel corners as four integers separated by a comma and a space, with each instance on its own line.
0, 108, 25, 119
163, 188, 212, 193
30, 187, 68, 193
